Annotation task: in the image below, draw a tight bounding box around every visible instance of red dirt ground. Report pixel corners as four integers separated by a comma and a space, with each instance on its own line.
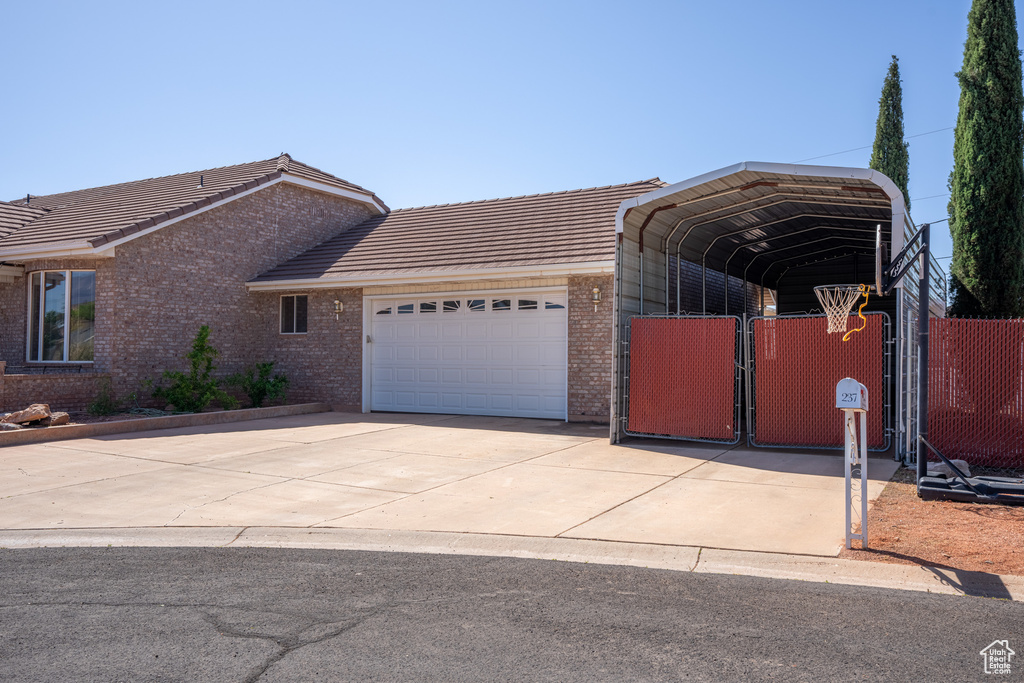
840, 467, 1024, 576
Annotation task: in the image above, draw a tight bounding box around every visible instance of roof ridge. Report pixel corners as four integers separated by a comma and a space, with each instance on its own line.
10, 154, 287, 204
391, 178, 664, 213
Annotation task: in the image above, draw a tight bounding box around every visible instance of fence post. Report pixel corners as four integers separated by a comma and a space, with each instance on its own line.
916, 224, 931, 487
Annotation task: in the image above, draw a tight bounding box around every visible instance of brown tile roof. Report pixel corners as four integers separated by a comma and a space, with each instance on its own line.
0, 154, 386, 252
251, 178, 665, 282
0, 201, 47, 240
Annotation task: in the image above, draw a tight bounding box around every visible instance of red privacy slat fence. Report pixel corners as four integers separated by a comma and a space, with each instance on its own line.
752, 314, 887, 449
928, 318, 1024, 469
627, 316, 738, 442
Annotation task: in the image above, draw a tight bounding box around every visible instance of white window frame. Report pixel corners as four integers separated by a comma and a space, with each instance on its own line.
25, 269, 96, 364
280, 294, 308, 335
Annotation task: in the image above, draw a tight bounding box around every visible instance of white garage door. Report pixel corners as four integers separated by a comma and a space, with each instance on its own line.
369, 291, 568, 419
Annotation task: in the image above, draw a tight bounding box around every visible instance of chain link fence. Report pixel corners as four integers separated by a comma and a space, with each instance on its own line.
928, 318, 1024, 478
624, 315, 741, 444
748, 313, 891, 450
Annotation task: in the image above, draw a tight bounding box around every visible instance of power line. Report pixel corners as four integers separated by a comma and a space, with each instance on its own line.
791, 126, 955, 164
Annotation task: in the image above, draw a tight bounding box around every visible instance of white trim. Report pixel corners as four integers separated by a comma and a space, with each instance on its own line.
280, 174, 387, 214
246, 261, 614, 292
0, 243, 115, 260
0, 173, 385, 260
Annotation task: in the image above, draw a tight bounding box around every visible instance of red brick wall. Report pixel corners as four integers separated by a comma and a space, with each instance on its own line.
1, 368, 112, 413
247, 287, 364, 410
568, 274, 614, 422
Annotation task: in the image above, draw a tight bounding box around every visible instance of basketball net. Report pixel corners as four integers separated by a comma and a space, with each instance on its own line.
814, 284, 871, 340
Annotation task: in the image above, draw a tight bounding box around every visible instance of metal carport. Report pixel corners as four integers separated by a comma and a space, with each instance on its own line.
609, 161, 944, 453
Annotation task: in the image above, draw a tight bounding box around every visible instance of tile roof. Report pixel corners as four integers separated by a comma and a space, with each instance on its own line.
0, 201, 47, 240
0, 154, 385, 252
251, 178, 665, 282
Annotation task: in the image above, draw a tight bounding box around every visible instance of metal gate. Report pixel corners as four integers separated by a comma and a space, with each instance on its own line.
621, 312, 891, 450
747, 313, 891, 451
623, 315, 742, 444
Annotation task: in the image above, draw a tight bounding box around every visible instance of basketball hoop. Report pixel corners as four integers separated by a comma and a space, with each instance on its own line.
814, 284, 872, 340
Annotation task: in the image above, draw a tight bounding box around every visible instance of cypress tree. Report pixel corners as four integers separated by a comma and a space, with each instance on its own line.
947, 0, 1024, 318
869, 55, 910, 213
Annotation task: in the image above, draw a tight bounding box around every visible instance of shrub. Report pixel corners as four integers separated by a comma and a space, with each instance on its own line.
87, 377, 121, 416
227, 362, 289, 408
152, 325, 238, 413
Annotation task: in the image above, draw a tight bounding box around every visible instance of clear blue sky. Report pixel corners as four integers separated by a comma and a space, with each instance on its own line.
3, 0, 1016, 264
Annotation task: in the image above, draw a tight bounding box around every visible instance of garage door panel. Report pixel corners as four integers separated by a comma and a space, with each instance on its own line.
490, 345, 513, 362
465, 368, 488, 384
370, 292, 567, 419
465, 345, 488, 361
489, 394, 514, 410
490, 368, 514, 384
490, 322, 513, 337
466, 322, 488, 338
466, 394, 488, 409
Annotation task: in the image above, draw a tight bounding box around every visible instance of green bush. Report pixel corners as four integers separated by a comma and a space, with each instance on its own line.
227, 362, 289, 408
152, 326, 238, 413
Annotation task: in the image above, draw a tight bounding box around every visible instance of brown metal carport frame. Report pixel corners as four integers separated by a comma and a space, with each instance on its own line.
609, 162, 915, 444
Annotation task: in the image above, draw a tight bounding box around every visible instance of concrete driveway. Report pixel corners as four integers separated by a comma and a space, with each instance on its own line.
0, 412, 897, 556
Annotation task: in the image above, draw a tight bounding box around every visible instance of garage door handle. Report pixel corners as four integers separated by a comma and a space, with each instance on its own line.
366, 335, 372, 344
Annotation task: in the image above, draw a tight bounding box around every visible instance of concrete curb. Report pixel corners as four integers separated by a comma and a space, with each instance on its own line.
0, 403, 332, 448
1, 527, 1020, 601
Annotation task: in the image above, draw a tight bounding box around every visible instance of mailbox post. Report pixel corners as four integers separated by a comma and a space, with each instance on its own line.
836, 377, 868, 549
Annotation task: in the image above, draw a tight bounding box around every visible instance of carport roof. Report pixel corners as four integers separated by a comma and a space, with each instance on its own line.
615, 162, 910, 289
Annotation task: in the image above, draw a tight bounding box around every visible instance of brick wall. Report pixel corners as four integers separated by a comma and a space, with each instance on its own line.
0, 364, 112, 412
247, 287, 363, 410
568, 274, 614, 422
0, 182, 375, 409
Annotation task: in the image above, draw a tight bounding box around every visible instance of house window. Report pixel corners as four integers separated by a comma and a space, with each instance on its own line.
280, 295, 308, 334
28, 270, 95, 362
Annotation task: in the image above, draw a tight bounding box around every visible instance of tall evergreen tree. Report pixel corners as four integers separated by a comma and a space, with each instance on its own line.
869, 55, 910, 213
947, 0, 1024, 318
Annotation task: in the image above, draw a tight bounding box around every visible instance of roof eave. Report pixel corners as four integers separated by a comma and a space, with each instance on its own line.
244, 260, 615, 291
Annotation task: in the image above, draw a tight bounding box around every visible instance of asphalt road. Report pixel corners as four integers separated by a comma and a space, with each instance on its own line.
0, 547, 1020, 682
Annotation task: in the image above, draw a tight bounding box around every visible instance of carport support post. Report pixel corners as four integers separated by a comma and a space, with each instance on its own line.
916, 223, 930, 489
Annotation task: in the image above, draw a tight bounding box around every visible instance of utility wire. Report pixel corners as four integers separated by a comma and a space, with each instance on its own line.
791, 126, 954, 163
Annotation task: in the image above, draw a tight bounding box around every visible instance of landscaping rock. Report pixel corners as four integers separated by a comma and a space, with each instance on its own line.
1, 404, 51, 425
40, 412, 70, 427
0, 422, 24, 431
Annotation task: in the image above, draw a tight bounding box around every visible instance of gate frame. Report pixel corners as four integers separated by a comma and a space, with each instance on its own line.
745, 311, 893, 452
621, 313, 743, 445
